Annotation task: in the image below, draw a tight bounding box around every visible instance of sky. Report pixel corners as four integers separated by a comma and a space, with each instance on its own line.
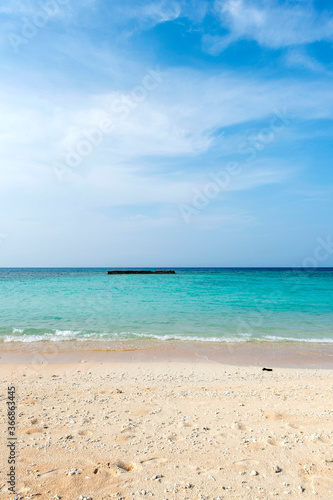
0, 0, 332, 267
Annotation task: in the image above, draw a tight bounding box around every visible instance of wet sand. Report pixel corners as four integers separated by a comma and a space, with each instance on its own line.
0, 340, 333, 368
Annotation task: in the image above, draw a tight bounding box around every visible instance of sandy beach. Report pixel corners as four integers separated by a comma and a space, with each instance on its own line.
2, 0, 333, 495
0, 349, 333, 500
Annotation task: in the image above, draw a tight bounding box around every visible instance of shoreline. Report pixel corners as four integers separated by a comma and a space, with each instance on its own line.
0, 339, 332, 368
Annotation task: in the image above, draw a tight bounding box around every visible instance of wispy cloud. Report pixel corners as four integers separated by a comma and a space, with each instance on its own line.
134, 1, 182, 26
284, 47, 326, 73
0, 0, 332, 266
1, 66, 333, 189
204, 0, 333, 54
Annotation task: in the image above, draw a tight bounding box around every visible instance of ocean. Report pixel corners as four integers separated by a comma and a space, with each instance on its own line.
0, 268, 332, 344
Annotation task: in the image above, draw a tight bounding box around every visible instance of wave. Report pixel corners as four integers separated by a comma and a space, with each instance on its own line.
0, 329, 332, 343
260, 335, 333, 343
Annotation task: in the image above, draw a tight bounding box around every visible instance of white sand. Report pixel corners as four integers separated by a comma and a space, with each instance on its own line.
0, 361, 332, 499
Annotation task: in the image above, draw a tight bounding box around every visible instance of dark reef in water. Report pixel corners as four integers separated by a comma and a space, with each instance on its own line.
106, 270, 175, 275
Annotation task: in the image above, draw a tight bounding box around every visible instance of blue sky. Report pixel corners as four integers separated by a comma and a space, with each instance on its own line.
0, 0, 332, 267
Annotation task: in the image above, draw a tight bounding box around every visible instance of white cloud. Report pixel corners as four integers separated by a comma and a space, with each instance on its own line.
284, 48, 326, 73
112, 0, 182, 31
138, 1, 181, 24
40, 68, 333, 170
0, 1, 331, 266
1, 67, 333, 196
0, 62, 332, 253
204, 0, 333, 53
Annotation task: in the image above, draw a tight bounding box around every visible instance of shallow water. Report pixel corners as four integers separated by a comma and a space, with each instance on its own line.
0, 268, 332, 343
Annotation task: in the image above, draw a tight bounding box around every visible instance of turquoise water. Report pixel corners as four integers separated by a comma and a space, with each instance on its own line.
0, 268, 332, 343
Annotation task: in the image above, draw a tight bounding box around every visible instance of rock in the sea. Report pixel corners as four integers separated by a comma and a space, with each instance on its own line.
106, 270, 175, 274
